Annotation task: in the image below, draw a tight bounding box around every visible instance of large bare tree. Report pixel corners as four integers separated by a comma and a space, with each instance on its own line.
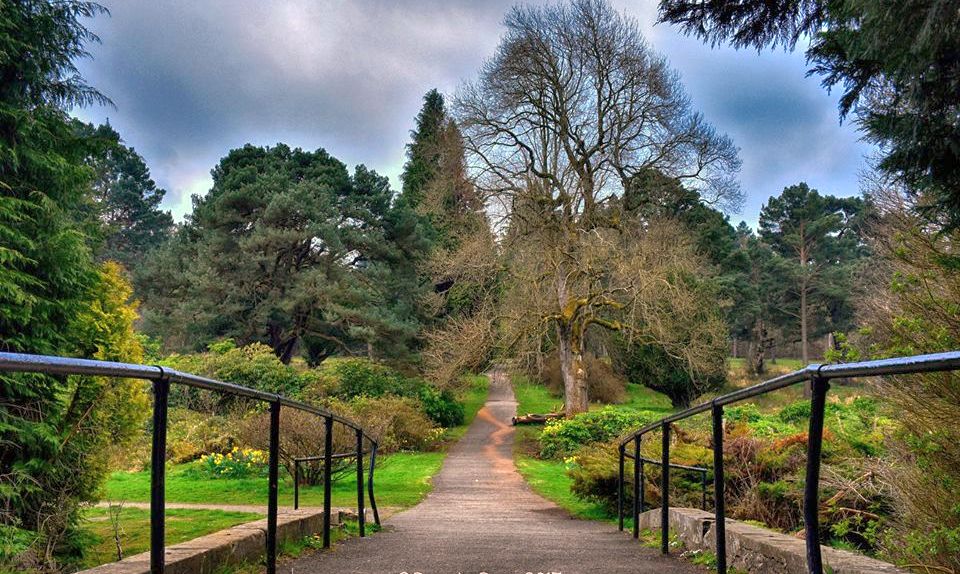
456, 0, 741, 414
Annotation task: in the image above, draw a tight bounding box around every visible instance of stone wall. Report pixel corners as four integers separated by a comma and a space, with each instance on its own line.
637, 507, 908, 574
80, 508, 362, 574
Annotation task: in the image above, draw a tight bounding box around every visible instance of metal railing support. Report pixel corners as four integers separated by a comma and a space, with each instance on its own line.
368, 443, 381, 526
356, 428, 365, 537
266, 400, 281, 574
617, 444, 625, 532
150, 374, 170, 574
712, 403, 727, 574
322, 415, 334, 548
804, 375, 830, 574
661, 423, 670, 554
701, 470, 708, 511
633, 437, 640, 539
293, 459, 300, 510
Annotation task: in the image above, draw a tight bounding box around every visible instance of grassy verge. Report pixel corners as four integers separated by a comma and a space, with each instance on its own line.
78, 507, 261, 569
514, 455, 613, 522
443, 374, 489, 442
104, 375, 491, 511
105, 451, 445, 509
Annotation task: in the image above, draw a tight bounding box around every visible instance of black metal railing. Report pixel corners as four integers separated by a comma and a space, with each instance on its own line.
618, 452, 709, 537
616, 350, 960, 574
0, 352, 381, 574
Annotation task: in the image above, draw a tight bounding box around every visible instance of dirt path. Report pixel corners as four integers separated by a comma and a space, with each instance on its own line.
287, 369, 698, 573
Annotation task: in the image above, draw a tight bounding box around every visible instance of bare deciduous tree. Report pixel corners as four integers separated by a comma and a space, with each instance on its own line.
455, 0, 740, 414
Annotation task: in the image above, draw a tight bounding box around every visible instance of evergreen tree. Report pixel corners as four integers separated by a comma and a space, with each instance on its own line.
401, 89, 447, 208
759, 183, 866, 366
140, 144, 431, 364
0, 2, 148, 566
74, 121, 174, 267
659, 0, 960, 227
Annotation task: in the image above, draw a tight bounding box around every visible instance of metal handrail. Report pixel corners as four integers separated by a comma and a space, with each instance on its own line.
0, 352, 382, 574
618, 454, 709, 524
616, 350, 960, 574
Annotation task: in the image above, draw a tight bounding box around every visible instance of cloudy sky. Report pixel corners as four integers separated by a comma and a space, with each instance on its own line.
72, 0, 872, 227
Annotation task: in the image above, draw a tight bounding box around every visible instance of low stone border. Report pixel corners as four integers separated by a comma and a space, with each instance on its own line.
637, 507, 908, 574
81, 508, 363, 574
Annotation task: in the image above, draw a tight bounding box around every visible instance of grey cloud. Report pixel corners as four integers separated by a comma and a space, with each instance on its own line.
75, 0, 870, 225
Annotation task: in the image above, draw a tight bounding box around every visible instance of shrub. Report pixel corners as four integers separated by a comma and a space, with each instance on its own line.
538, 407, 658, 459
610, 337, 725, 408
417, 386, 465, 427
323, 358, 464, 427
542, 353, 627, 404
195, 447, 269, 479
568, 442, 622, 510
161, 342, 309, 411
329, 358, 417, 399
344, 395, 439, 453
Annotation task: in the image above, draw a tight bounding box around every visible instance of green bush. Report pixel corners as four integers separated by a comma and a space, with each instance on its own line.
418, 386, 464, 427
568, 442, 622, 510
539, 407, 658, 459
325, 358, 464, 427
611, 336, 725, 408
329, 358, 417, 399
161, 341, 309, 410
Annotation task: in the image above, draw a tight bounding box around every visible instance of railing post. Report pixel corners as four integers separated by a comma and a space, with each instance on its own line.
617, 443, 625, 532
712, 403, 727, 574
323, 415, 334, 549
661, 422, 670, 555
294, 459, 300, 510
356, 429, 365, 537
640, 458, 645, 515
368, 442, 381, 526
804, 375, 830, 574
701, 470, 707, 511
633, 437, 640, 539
150, 374, 170, 574
266, 400, 281, 574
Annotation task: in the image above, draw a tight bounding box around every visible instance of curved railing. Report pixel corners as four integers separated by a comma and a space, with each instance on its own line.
0, 352, 381, 574
616, 350, 960, 574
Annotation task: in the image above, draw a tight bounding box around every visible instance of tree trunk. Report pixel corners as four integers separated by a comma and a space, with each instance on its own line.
557, 323, 589, 416
800, 278, 811, 398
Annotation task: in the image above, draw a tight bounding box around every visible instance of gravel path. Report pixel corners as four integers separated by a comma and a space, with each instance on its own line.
287, 369, 698, 574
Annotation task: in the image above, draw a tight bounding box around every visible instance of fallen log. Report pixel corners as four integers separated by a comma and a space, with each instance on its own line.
511, 412, 564, 425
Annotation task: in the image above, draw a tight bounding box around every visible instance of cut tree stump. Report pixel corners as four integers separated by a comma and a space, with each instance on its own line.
511, 412, 564, 425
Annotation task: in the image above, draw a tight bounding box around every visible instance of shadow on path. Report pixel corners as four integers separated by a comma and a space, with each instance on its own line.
288, 369, 698, 573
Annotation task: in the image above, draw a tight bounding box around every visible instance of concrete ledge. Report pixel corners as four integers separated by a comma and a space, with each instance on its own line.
80, 508, 361, 574
637, 507, 908, 574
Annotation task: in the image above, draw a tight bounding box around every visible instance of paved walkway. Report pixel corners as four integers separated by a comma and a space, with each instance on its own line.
288, 370, 697, 574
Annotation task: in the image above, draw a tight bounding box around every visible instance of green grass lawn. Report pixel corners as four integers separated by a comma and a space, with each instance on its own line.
515, 455, 616, 523
79, 507, 260, 569
104, 451, 445, 509
104, 374, 490, 512
512, 375, 672, 416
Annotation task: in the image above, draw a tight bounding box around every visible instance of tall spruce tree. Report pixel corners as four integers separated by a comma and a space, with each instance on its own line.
401, 89, 447, 208
74, 121, 174, 268
1, 2, 148, 567
759, 183, 866, 367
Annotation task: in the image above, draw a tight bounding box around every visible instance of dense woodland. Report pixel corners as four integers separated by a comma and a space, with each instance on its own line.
1, 0, 958, 572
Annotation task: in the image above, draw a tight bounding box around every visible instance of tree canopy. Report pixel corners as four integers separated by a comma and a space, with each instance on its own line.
138, 144, 431, 364
658, 0, 960, 228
